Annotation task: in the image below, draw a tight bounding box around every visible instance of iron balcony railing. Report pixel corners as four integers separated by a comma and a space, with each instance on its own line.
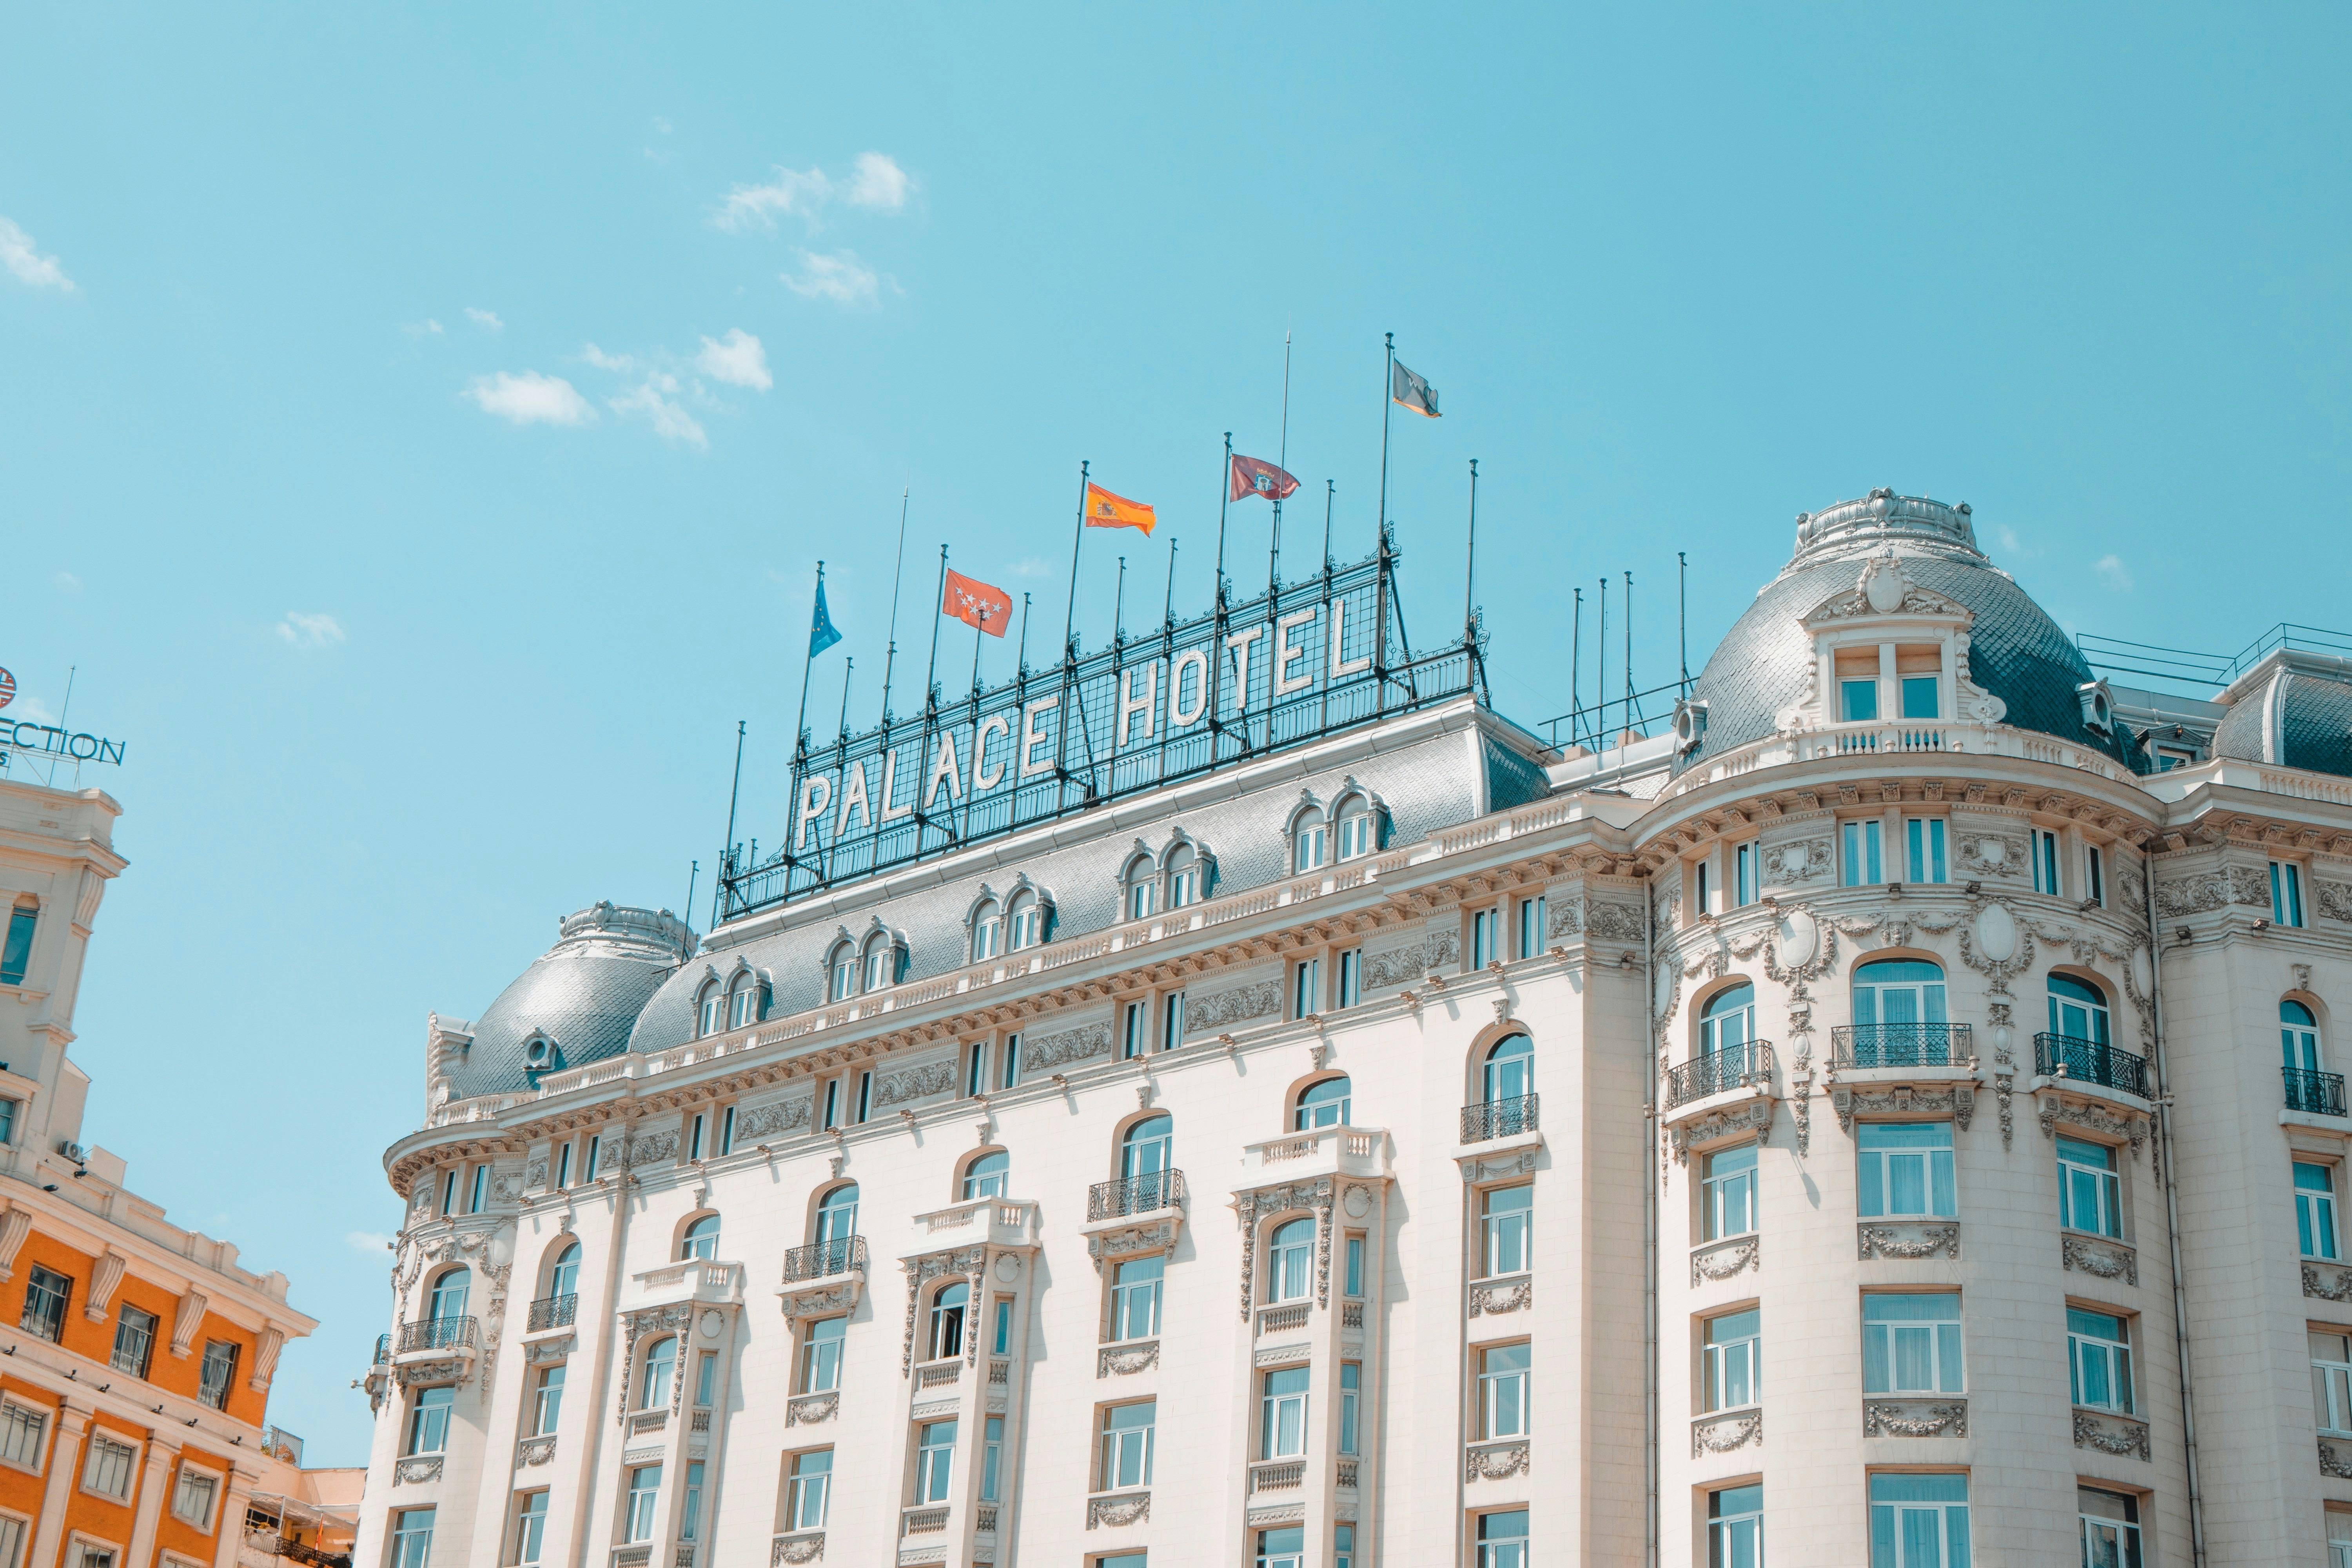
2034, 1034, 2149, 1100
1088, 1170, 1187, 1221
394, 1316, 479, 1354
1666, 1043, 1775, 1109
1832, 1023, 1973, 1069
2286, 1066, 2349, 1118
782, 1236, 868, 1283
1461, 1094, 1540, 1144
371, 1334, 391, 1366
527, 1293, 579, 1331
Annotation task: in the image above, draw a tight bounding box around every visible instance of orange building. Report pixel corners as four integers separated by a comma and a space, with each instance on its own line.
0, 773, 341, 1568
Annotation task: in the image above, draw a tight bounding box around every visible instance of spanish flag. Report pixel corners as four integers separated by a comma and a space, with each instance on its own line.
1084, 482, 1156, 536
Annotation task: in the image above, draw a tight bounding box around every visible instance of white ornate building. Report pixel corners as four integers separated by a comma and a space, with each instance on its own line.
356, 491, 2352, 1566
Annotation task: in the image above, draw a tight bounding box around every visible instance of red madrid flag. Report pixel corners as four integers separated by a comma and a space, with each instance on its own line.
1229, 453, 1301, 503
942, 568, 1013, 636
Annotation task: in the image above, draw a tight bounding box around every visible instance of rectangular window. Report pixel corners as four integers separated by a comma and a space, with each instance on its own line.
406, 1386, 456, 1456
172, 1466, 218, 1528
1337, 950, 1362, 1009
967, 1043, 986, 1098
1002, 1035, 1021, 1090
688, 1114, 705, 1162
2315, 1332, 2352, 1436
583, 1135, 601, 1183
1843, 820, 1882, 887
1703, 1143, 1758, 1241
469, 1164, 490, 1214
2069, 1308, 2133, 1414
81, 1436, 134, 1499
532, 1365, 565, 1435
1710, 1482, 1762, 1567
1857, 1122, 1957, 1219
2301, 1163, 2341, 1260
1260, 1367, 1308, 1457
679, 1461, 704, 1542
2079, 1486, 2141, 1568
1479, 1342, 1529, 1437
1100, 1401, 1155, 1490
198, 1340, 238, 1410
1841, 678, 1879, 723
2058, 1136, 2123, 1239
555, 1142, 572, 1190
1900, 675, 1939, 720
514, 1491, 548, 1565
1735, 843, 1756, 909
916, 1419, 957, 1503
1345, 1236, 1365, 1299
20, 1267, 69, 1343
2034, 829, 2063, 897
1335, 1523, 1355, 1568
1904, 818, 1947, 885
1476, 1509, 1528, 1568
1293, 959, 1321, 1020
699, 994, 722, 1036
2276, 861, 2307, 927
389, 1509, 436, 1568
1481, 1184, 1534, 1278
1123, 1002, 1147, 1061
1339, 1363, 1360, 1455
1863, 1293, 1965, 1395
800, 1316, 846, 1393
0, 907, 35, 987
0, 1404, 45, 1470
1703, 1308, 1760, 1411
856, 1071, 871, 1124
1869, 1473, 1969, 1567
1259, 1527, 1304, 1568
694, 1350, 718, 1408
822, 1080, 840, 1131
719, 1105, 736, 1156
624, 1464, 662, 1543
1110, 1256, 1163, 1342
1518, 895, 1547, 958
786, 1449, 832, 1532
0, 1100, 15, 1146
1161, 992, 1185, 1049
1696, 862, 1712, 918
731, 986, 757, 1028
2087, 846, 2105, 908
982, 1414, 1004, 1501
441, 1169, 458, 1216
111, 1305, 157, 1379
993, 1298, 1012, 1355
1472, 908, 1499, 969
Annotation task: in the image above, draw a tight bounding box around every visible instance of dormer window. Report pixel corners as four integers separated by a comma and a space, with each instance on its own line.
828, 941, 858, 1002
1840, 679, 1878, 722
696, 986, 722, 1038
728, 975, 761, 1029
1296, 811, 1327, 873
1007, 891, 1043, 951
1901, 676, 1939, 720
970, 898, 1001, 962
1335, 795, 1374, 861
863, 933, 895, 992
1165, 844, 1200, 909
1124, 854, 1159, 921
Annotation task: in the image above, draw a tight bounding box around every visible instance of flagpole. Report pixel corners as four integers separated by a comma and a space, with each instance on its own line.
1374, 334, 1395, 715
1624, 569, 1636, 740
1056, 463, 1088, 802
1322, 479, 1335, 574
1571, 588, 1584, 750
1463, 458, 1479, 643
1270, 331, 1291, 595
792, 562, 825, 754
837, 656, 855, 741
1017, 592, 1033, 678
1214, 434, 1232, 612
1597, 576, 1608, 750
1063, 461, 1089, 663
720, 719, 745, 920
924, 544, 948, 713
1319, 480, 1336, 737
1211, 433, 1232, 766
1114, 556, 1127, 646
880, 489, 910, 728
1162, 538, 1178, 628
1679, 550, 1690, 695
970, 608, 988, 695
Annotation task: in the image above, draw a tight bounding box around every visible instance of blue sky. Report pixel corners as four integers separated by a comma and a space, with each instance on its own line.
3, 4, 2348, 1463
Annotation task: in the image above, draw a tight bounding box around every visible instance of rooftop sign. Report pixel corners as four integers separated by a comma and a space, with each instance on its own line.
0, 668, 125, 769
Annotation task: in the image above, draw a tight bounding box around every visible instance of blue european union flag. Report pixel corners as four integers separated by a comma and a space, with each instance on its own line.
809, 576, 843, 658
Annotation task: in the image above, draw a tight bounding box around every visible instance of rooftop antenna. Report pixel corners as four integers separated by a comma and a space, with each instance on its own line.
836, 656, 855, 742
923, 544, 948, 713
878, 488, 911, 726
1114, 556, 1128, 646
1270, 330, 1292, 594
1161, 537, 1179, 628
1678, 550, 1690, 695
1571, 587, 1583, 749
1623, 569, 1635, 742
1597, 576, 1608, 751
1321, 480, 1335, 573
1016, 592, 1033, 678
720, 718, 746, 886
1463, 458, 1479, 644
682, 861, 698, 954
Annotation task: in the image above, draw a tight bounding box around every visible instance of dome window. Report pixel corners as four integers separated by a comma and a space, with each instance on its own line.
522, 1032, 562, 1073
2076, 678, 2116, 737
969, 897, 1002, 962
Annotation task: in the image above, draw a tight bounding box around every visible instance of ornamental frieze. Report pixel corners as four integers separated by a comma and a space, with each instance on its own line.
1863, 1399, 1967, 1438
1691, 1411, 1760, 1458
2319, 880, 2352, 925
2064, 1236, 2139, 1289
1470, 1278, 1531, 1318
1088, 1493, 1151, 1529
737, 1094, 813, 1141
1857, 1222, 1960, 1261
1363, 939, 1434, 992
2073, 1410, 2151, 1461
786, 1392, 838, 1427
1831, 1082, 1975, 1136
874, 1056, 958, 1109
1184, 980, 1281, 1034
2305, 1261, 2352, 1302
1022, 1021, 1113, 1073
1086, 1219, 1180, 1275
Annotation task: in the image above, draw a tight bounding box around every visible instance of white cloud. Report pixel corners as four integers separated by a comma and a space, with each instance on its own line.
579, 342, 637, 373
465, 369, 595, 426
11, 697, 56, 724
845, 152, 911, 209
717, 166, 832, 231
345, 1230, 396, 1253
403, 318, 445, 338
782, 249, 880, 305
609, 373, 708, 450
276, 612, 346, 650
695, 328, 771, 391
52, 572, 80, 594
2094, 554, 2134, 592
465, 307, 504, 331
1011, 557, 1058, 579
0, 217, 73, 291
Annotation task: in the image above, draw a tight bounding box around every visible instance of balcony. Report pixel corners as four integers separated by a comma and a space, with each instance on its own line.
2287, 1067, 2348, 1118
394, 1316, 477, 1356
1461, 1094, 1539, 1144
779, 1238, 867, 1320
526, 1293, 578, 1332
2034, 1034, 2149, 1100
1089, 1171, 1187, 1221
629, 1260, 744, 1321
910, 1197, 1043, 1250
1833, 1024, 1973, 1070
371, 1334, 391, 1367
1237, 1125, 1392, 1186
1666, 1044, 1775, 1110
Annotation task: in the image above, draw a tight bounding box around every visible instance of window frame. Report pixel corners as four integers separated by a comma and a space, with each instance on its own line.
169, 1460, 222, 1530
78, 1434, 136, 1501
2300, 1161, 2342, 1261
2276, 860, 2308, 927
2058, 1135, 2123, 1240
1842, 818, 1883, 887
20, 1265, 70, 1343
1107, 1255, 1164, 1343
1701, 1307, 1760, 1414
1259, 1365, 1309, 1459
2067, 1306, 2134, 1416
1904, 817, 1947, 885
1476, 1340, 1530, 1439
915, 1419, 958, 1503
786, 1448, 833, 1532
110, 1304, 158, 1379
1097, 1399, 1156, 1492
1868, 1472, 1970, 1568
1856, 1121, 1958, 1221
1861, 1292, 1965, 1396
1702, 1142, 1757, 1242
1480, 1183, 1534, 1279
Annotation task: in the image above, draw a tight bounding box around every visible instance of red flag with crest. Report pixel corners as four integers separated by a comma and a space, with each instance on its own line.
1229, 454, 1301, 503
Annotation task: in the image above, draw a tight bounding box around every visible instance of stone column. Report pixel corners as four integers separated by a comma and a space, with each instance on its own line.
210, 1462, 261, 1568
26, 1405, 89, 1568
124, 1432, 181, 1568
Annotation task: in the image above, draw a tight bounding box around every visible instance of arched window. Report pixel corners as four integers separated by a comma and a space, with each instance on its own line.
1007, 891, 1043, 951
1122, 1115, 1174, 1209
928, 1282, 969, 1361
548, 1243, 580, 1301
1699, 985, 1756, 1056
1165, 844, 1200, 910
814, 1183, 859, 1248
727, 973, 761, 1030
681, 1215, 721, 1262
971, 899, 1002, 963
639, 1336, 677, 1409
862, 932, 897, 993
428, 1267, 470, 1321
1851, 960, 1949, 1066
1334, 795, 1374, 862
1295, 1076, 1352, 1131
1267, 1218, 1315, 1302
962, 1151, 1010, 1201
2285, 1000, 2323, 1074
2047, 975, 2111, 1047
828, 940, 858, 1002
1124, 855, 1159, 922
696, 982, 722, 1038
1294, 807, 1328, 874
1483, 1034, 1534, 1104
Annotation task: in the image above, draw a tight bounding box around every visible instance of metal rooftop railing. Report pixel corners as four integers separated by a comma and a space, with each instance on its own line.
2079, 622, 2352, 695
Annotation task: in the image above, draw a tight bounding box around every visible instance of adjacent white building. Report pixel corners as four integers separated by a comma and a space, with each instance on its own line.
355, 492, 2352, 1566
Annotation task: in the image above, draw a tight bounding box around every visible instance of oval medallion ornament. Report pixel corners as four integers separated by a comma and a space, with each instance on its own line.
1974, 903, 2018, 964
993, 1255, 1022, 1284
1777, 909, 1818, 971
699, 1309, 723, 1341
1864, 559, 1905, 613
1654, 962, 1677, 1020
1343, 1185, 1372, 1219
2130, 945, 2153, 1000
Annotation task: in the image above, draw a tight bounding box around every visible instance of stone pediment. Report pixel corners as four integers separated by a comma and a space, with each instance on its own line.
1801, 553, 1973, 630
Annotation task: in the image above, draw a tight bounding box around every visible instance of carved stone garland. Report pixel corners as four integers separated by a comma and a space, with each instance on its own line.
1230, 1180, 1335, 1319
899, 1247, 987, 1376
1761, 911, 1840, 1158
1947, 898, 2035, 1151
